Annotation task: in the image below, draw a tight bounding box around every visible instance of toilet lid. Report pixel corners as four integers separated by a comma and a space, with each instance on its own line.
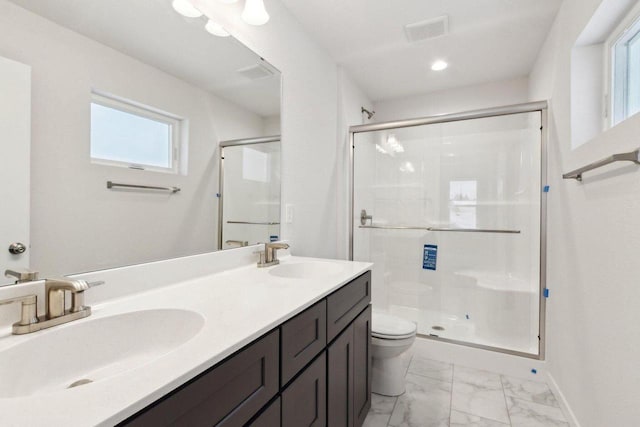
372, 312, 417, 339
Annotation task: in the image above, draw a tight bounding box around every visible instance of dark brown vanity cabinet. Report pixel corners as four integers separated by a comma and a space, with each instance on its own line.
122, 270, 372, 427
328, 305, 372, 427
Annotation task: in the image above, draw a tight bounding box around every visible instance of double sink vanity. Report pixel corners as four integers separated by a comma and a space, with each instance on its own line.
0, 246, 373, 426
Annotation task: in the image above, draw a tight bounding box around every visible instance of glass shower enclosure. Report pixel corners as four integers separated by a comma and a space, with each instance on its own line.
218, 136, 281, 250
350, 102, 547, 358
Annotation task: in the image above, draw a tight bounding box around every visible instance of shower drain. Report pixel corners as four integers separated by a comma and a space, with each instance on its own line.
67, 378, 93, 389
431, 325, 445, 331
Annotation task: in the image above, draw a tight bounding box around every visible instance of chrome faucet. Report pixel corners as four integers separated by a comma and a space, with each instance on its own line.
0, 278, 104, 335
257, 242, 290, 268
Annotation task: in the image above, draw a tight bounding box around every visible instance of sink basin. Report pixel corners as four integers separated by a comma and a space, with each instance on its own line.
269, 261, 345, 279
0, 309, 204, 398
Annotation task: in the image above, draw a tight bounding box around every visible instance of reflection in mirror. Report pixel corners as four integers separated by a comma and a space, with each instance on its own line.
0, 0, 281, 285
219, 137, 281, 249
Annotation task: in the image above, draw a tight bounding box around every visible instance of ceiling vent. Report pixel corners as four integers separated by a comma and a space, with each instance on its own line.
237, 63, 274, 80
404, 15, 449, 43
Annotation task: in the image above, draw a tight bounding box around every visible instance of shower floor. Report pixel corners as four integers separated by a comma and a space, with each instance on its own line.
388, 305, 538, 355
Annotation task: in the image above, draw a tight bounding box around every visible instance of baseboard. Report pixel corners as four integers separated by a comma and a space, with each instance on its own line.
546, 372, 581, 427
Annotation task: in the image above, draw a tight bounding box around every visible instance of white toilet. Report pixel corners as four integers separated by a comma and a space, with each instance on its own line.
371, 312, 417, 396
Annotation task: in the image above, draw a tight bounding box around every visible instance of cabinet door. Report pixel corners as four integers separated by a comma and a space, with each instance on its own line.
281, 300, 327, 386
327, 323, 354, 427
281, 353, 326, 427
353, 306, 372, 427
248, 397, 280, 427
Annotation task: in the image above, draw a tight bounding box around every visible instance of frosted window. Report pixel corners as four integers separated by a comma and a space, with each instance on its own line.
449, 180, 477, 228
242, 147, 270, 182
90, 94, 180, 172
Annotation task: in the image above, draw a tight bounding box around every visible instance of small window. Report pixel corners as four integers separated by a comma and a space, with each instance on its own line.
90, 93, 182, 173
449, 180, 477, 229
609, 10, 640, 126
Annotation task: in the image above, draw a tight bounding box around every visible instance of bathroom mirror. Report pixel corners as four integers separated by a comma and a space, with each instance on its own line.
0, 0, 281, 285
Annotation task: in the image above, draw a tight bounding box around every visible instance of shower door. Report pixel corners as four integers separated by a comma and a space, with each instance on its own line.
351, 106, 545, 357
219, 137, 281, 249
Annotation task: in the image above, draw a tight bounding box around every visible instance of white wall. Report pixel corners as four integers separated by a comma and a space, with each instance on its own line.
529, 0, 640, 424
0, 1, 265, 276
373, 77, 530, 122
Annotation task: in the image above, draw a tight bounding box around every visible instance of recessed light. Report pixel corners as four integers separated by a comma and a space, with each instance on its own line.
172, 0, 203, 18
431, 60, 448, 71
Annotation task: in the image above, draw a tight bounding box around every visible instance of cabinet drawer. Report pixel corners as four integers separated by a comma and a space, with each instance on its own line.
281, 300, 327, 385
123, 330, 279, 427
281, 352, 327, 427
248, 397, 280, 427
327, 271, 371, 341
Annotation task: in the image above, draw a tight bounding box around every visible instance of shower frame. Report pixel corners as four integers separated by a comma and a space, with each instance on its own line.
348, 101, 548, 360
218, 135, 281, 250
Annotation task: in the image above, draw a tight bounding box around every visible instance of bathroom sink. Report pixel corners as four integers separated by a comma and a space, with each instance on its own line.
269, 261, 345, 279
0, 309, 204, 398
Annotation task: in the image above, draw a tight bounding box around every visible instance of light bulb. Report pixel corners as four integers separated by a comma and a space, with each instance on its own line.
205, 20, 230, 37
242, 0, 270, 26
431, 60, 448, 71
172, 0, 203, 18
218, 0, 238, 3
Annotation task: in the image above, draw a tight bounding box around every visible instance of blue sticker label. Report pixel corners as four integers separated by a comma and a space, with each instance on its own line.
543, 185, 550, 193
269, 235, 279, 242
423, 245, 438, 270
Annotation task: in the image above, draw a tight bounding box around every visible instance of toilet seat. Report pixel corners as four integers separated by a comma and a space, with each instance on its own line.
372, 312, 417, 340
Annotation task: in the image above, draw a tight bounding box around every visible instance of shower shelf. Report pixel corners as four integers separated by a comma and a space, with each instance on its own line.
358, 225, 520, 234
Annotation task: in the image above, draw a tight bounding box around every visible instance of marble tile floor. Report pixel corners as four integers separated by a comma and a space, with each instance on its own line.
363, 353, 569, 427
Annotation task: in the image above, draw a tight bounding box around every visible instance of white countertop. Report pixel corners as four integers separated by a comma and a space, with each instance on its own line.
0, 255, 372, 426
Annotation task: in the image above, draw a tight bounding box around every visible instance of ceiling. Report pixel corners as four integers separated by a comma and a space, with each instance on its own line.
10, 0, 281, 116
280, 0, 563, 102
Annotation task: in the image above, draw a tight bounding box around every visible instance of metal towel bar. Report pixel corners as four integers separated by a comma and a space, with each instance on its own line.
358, 225, 520, 234
106, 181, 180, 193
562, 149, 640, 181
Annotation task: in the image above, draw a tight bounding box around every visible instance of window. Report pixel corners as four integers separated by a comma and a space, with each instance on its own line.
609, 8, 640, 126
449, 180, 477, 228
90, 92, 182, 173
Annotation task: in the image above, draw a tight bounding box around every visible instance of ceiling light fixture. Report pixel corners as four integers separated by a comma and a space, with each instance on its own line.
171, 0, 203, 18
242, 0, 270, 26
431, 60, 448, 71
205, 19, 230, 37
